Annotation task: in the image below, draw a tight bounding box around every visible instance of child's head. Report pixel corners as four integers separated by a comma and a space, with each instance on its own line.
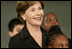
8, 18, 24, 37
42, 12, 59, 31
47, 25, 69, 48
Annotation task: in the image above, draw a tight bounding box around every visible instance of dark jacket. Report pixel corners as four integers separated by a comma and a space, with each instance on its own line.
9, 25, 48, 48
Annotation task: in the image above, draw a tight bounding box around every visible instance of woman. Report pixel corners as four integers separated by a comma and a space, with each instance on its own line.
9, 1, 47, 48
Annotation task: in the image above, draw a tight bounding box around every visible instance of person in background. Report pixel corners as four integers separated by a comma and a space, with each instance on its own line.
47, 25, 69, 48
8, 18, 24, 48
8, 18, 24, 37
41, 12, 71, 48
42, 12, 59, 31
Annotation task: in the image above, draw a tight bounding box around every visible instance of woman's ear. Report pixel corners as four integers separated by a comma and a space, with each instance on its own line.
9, 31, 13, 37
48, 46, 52, 48
20, 13, 26, 20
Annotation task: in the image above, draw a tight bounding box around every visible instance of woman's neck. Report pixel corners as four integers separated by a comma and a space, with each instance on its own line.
26, 22, 42, 48
26, 22, 41, 34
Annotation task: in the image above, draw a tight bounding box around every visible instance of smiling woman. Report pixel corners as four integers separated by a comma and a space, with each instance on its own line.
1, 1, 71, 48
8, 1, 48, 48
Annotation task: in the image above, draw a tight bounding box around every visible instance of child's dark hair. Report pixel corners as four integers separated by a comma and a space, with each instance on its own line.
8, 18, 24, 32
47, 25, 66, 46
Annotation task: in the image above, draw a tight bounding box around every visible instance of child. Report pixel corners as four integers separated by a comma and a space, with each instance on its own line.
42, 12, 59, 31
42, 12, 71, 48
8, 18, 24, 37
7, 18, 24, 48
47, 25, 69, 48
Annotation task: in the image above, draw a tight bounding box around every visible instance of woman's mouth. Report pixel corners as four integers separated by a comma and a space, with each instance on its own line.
34, 17, 41, 21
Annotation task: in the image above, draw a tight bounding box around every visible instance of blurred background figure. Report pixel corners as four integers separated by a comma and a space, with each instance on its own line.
41, 12, 71, 48
47, 25, 69, 48
8, 18, 24, 37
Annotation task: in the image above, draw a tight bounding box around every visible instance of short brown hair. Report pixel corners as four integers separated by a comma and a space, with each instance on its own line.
16, 1, 44, 24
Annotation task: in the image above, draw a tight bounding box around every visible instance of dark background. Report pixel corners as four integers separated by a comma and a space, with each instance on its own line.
1, 1, 71, 48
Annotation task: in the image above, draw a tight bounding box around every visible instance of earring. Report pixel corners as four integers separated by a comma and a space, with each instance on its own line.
24, 18, 26, 20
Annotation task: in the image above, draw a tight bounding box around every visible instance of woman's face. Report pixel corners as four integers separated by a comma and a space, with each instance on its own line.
22, 2, 44, 26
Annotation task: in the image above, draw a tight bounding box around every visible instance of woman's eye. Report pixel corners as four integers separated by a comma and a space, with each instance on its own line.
31, 9, 34, 11
39, 8, 42, 10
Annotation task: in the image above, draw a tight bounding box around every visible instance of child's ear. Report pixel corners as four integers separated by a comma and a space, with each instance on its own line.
9, 31, 13, 37
48, 46, 52, 48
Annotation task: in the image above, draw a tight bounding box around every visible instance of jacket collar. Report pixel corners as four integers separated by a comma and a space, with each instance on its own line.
21, 25, 47, 38
21, 25, 47, 48
40, 26, 48, 36
21, 25, 30, 38
20, 25, 41, 48
40, 27, 48, 48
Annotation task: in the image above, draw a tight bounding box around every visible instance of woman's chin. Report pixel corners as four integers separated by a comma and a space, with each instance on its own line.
36, 23, 42, 26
